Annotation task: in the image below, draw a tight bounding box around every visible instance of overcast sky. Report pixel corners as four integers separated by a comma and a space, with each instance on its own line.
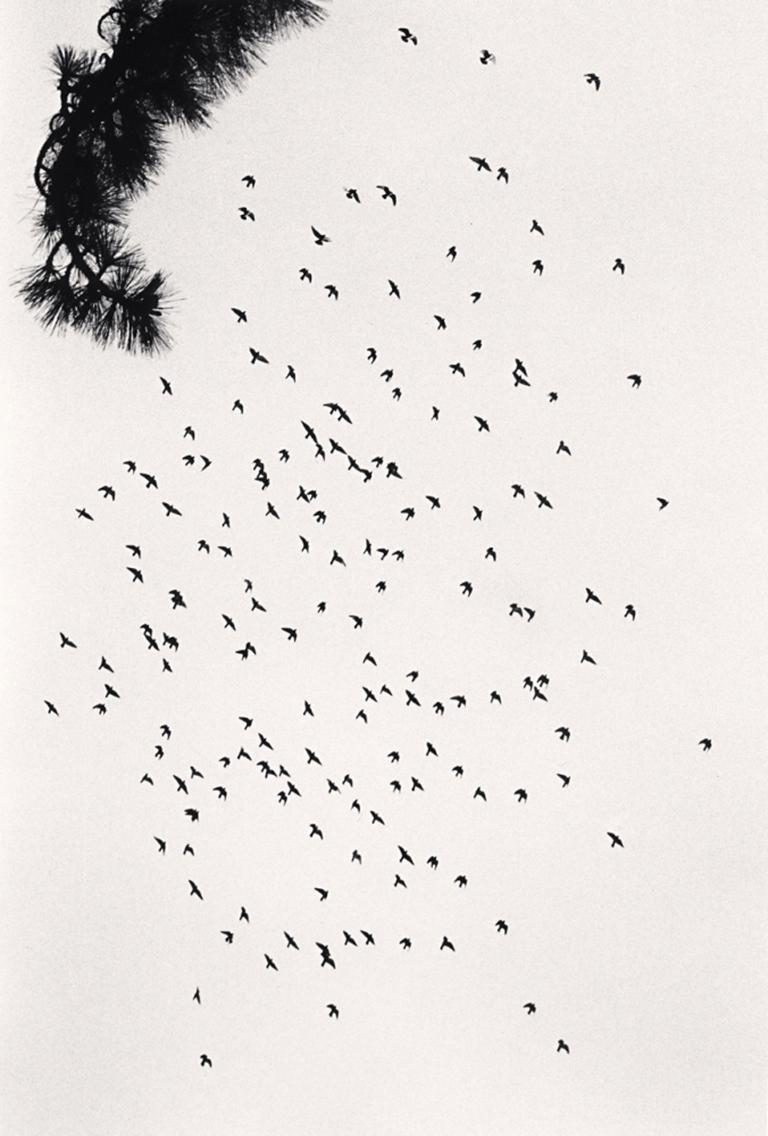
1, 3, 767, 1134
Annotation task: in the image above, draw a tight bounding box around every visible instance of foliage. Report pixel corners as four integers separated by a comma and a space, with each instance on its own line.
19, 1, 325, 354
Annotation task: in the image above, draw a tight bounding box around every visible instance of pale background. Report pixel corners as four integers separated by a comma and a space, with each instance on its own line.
1, 2, 767, 1134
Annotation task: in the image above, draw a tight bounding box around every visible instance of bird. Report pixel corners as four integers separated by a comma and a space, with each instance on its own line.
193, 987, 201, 1003
613, 257, 625, 274
585, 587, 602, 604
699, 738, 712, 751
524, 1002, 536, 1015
557, 773, 571, 787
388, 279, 401, 299
532, 259, 543, 275
557, 1039, 570, 1053
495, 919, 508, 934
480, 49, 496, 64
311, 226, 329, 245
469, 155, 491, 172
376, 184, 397, 205
625, 604, 637, 620
231, 308, 247, 324
314, 887, 328, 901
327, 1003, 339, 1018
440, 936, 455, 952
580, 649, 597, 665
345, 187, 360, 202
584, 72, 601, 90
530, 219, 544, 235
607, 832, 624, 848
657, 497, 669, 510
59, 632, 77, 649
627, 373, 642, 388
188, 879, 203, 900
398, 26, 417, 44
239, 206, 254, 221
44, 700, 59, 715
241, 174, 255, 187
200, 1054, 213, 1067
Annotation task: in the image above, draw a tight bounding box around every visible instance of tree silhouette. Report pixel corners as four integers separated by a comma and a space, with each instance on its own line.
19, 0, 325, 354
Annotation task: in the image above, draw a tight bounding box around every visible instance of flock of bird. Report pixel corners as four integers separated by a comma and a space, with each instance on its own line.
43, 27, 714, 1073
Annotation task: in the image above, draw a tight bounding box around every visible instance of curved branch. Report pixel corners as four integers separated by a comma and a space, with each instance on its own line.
20, 0, 326, 355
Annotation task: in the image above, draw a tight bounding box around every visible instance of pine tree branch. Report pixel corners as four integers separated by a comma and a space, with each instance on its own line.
19, 0, 325, 355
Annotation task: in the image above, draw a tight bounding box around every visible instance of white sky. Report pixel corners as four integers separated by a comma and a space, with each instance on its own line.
1, 2, 767, 1134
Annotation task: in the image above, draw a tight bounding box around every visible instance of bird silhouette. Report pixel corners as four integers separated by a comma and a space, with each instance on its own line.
584, 72, 601, 89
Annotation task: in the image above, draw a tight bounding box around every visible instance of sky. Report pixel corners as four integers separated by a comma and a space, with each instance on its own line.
1, 2, 767, 1134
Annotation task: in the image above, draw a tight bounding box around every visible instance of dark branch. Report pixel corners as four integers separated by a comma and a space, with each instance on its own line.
18, 0, 325, 354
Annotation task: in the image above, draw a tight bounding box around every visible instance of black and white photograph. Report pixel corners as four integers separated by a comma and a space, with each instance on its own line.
1, 3, 766, 1133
